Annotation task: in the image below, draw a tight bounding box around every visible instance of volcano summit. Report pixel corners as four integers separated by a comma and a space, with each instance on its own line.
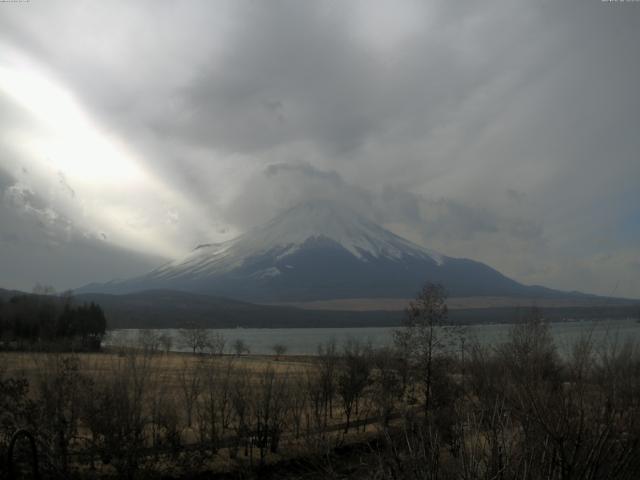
79, 201, 567, 302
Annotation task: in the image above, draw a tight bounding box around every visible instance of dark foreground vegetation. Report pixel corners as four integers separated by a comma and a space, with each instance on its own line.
2, 284, 640, 479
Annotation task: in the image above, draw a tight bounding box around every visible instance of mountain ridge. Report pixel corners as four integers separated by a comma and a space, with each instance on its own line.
76, 200, 598, 302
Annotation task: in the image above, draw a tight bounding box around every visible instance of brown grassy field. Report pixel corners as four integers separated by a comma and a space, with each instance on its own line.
264, 295, 630, 311
1, 348, 386, 477
0, 349, 317, 403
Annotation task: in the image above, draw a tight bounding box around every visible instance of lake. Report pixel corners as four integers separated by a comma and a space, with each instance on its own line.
106, 318, 640, 356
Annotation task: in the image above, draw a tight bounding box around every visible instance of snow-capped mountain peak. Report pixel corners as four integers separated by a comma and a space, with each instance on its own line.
80, 199, 546, 302
151, 200, 443, 281
244, 200, 443, 263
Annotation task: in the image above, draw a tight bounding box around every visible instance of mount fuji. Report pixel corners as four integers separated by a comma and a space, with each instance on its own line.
78, 200, 567, 302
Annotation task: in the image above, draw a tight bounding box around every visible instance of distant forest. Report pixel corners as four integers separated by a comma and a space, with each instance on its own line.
70, 290, 640, 329
0, 289, 106, 350
0, 287, 639, 333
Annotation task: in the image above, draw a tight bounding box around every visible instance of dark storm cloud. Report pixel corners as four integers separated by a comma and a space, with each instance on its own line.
0, 0, 638, 296
0, 168, 15, 193
231, 162, 544, 251
375, 186, 544, 245
0, 214, 165, 292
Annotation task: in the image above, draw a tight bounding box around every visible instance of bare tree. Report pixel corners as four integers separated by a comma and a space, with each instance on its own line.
147, 362, 181, 457
79, 349, 155, 478
317, 339, 338, 428
197, 356, 235, 454
178, 322, 212, 354
394, 283, 455, 416
370, 347, 401, 428
250, 367, 289, 464
34, 354, 89, 475
158, 332, 173, 353
229, 368, 251, 459
304, 369, 325, 438
233, 338, 250, 356
287, 373, 308, 439
177, 358, 203, 428
209, 332, 226, 355
337, 339, 371, 432
136, 329, 161, 354
272, 343, 287, 360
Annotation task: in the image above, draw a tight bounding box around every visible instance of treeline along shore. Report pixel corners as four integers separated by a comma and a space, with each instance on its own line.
78, 290, 640, 328
0, 288, 106, 351
3, 287, 637, 330
2, 284, 640, 478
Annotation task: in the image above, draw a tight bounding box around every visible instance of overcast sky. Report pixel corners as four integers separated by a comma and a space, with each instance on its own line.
0, 0, 638, 297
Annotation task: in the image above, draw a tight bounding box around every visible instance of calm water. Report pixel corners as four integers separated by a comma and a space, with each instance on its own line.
106, 318, 640, 356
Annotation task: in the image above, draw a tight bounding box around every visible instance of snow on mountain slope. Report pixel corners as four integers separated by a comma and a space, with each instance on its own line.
78, 200, 566, 301
149, 200, 444, 282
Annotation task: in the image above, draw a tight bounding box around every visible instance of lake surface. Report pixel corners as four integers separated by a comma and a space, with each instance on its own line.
107, 318, 640, 356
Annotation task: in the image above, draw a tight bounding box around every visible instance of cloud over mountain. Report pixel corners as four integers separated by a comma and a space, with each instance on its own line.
0, 1, 638, 297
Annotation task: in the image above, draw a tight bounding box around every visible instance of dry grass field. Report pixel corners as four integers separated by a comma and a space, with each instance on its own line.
266, 295, 631, 311
1, 347, 386, 471
1, 350, 315, 381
